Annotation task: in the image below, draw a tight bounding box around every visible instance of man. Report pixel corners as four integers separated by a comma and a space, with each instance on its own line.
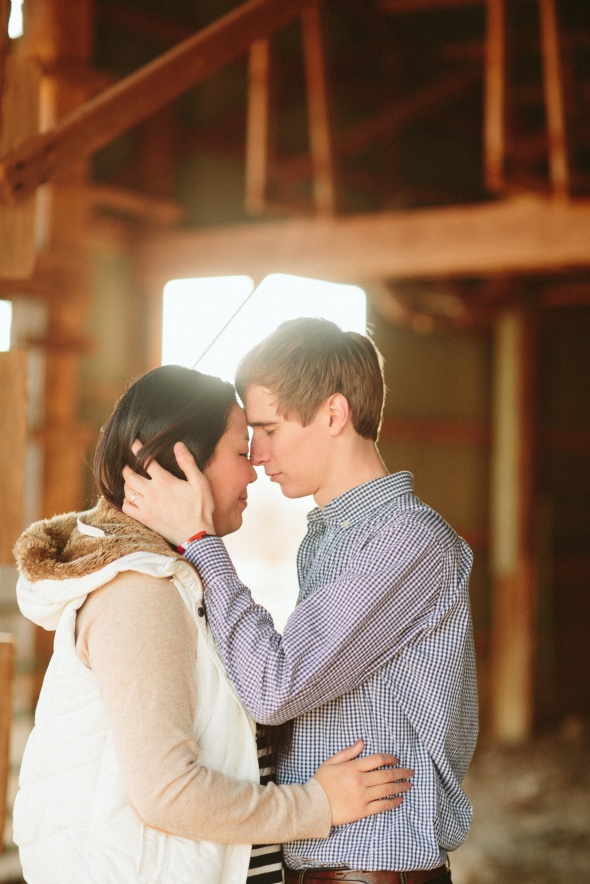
123, 318, 477, 884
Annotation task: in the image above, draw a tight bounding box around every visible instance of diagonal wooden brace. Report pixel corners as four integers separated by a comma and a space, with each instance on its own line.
0, 0, 318, 206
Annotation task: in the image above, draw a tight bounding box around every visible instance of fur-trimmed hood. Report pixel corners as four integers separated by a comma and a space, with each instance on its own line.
14, 498, 186, 630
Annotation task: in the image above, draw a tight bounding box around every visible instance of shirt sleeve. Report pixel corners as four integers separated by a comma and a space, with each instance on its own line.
75, 571, 331, 844
186, 517, 444, 725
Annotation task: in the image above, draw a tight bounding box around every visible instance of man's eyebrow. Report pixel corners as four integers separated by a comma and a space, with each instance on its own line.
247, 420, 279, 428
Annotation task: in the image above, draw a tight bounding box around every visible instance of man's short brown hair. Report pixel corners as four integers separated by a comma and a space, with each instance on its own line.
235, 318, 385, 440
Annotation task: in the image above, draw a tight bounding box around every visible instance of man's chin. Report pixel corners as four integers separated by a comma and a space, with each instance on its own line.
279, 485, 307, 500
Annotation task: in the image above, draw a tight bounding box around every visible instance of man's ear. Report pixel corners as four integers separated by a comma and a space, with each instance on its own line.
326, 393, 350, 436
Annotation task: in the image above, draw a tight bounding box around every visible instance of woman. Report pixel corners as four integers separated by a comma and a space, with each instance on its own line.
13, 365, 412, 884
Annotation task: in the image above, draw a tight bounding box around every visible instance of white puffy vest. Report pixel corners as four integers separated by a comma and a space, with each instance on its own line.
13, 549, 259, 884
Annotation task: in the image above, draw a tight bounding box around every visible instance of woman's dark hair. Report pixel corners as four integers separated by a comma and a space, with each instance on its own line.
94, 365, 238, 509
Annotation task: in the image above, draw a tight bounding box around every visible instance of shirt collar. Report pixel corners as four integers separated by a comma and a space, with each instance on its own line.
307, 471, 414, 527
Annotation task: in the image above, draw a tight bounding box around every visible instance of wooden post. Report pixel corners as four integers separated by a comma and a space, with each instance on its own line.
301, 2, 336, 216
484, 0, 506, 193
0, 51, 41, 277
538, 0, 569, 198
0, 350, 27, 564
245, 38, 272, 213
21, 0, 96, 702
0, 634, 16, 853
489, 309, 537, 742
0, 0, 311, 205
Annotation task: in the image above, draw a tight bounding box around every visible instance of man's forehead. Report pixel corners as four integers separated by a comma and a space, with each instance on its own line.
243, 385, 282, 424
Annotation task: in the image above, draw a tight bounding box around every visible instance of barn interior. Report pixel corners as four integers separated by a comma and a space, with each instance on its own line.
1, 0, 590, 881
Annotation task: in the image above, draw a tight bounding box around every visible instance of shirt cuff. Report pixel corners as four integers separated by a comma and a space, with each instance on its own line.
183, 535, 237, 583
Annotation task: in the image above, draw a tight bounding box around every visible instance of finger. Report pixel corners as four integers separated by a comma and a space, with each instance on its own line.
368, 780, 413, 800
136, 453, 169, 481
353, 752, 400, 772
122, 464, 151, 489
364, 795, 405, 816
362, 767, 414, 787
173, 442, 203, 483
128, 438, 168, 480
321, 740, 364, 766
127, 490, 142, 508
121, 490, 142, 516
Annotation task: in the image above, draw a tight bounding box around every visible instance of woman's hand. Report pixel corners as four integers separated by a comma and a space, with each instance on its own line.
122, 441, 215, 546
312, 740, 413, 827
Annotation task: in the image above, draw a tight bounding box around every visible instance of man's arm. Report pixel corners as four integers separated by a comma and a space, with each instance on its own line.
121, 442, 445, 724
185, 521, 443, 725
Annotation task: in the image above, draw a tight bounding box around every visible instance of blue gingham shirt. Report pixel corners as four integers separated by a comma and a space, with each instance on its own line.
186, 472, 478, 871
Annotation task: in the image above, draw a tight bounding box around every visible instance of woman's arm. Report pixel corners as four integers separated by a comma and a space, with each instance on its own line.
76, 571, 411, 844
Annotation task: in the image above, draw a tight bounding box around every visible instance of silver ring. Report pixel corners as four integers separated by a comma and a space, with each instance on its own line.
130, 492, 138, 505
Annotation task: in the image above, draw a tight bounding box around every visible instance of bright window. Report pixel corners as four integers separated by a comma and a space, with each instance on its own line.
0, 301, 12, 351
162, 273, 366, 629
8, 0, 24, 38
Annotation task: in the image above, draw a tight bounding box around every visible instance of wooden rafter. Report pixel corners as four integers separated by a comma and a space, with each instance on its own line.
245, 3, 335, 216
539, 0, 569, 198
380, 0, 483, 11
276, 67, 478, 188
301, 2, 336, 215
484, 0, 506, 192
245, 38, 272, 214
136, 195, 590, 285
0, 0, 318, 206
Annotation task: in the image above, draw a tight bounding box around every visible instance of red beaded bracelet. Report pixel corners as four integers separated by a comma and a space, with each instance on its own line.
176, 531, 207, 554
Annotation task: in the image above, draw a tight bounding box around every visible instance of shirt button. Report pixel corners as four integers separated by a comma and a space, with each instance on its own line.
341, 519, 350, 528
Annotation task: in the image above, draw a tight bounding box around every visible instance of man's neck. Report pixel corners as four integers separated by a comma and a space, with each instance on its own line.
313, 441, 388, 509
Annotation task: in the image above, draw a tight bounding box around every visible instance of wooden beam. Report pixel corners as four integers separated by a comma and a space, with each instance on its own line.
0, 0, 314, 205
539, 0, 569, 198
98, 2, 194, 46
0, 634, 16, 853
0, 54, 41, 277
1, 0, 8, 60
278, 68, 477, 185
245, 38, 272, 214
380, 0, 484, 12
137, 196, 590, 285
381, 416, 490, 446
484, 0, 506, 193
489, 309, 536, 743
0, 350, 27, 564
301, 2, 336, 215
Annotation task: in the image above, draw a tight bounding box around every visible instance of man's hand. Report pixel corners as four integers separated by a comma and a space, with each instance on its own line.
122, 441, 215, 546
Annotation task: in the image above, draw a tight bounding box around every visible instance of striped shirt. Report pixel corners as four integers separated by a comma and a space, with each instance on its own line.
187, 472, 478, 872
247, 729, 283, 882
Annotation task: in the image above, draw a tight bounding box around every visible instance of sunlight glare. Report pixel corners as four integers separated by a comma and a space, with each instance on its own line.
8, 0, 24, 38
161, 273, 367, 631
0, 301, 12, 351
162, 273, 366, 383
162, 276, 254, 374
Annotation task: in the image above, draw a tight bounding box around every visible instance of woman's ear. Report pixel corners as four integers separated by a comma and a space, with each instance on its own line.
327, 393, 350, 436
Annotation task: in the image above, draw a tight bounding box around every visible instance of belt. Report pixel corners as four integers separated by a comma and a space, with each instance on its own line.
284, 863, 449, 884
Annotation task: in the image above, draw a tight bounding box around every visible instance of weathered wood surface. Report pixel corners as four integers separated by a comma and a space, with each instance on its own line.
0, 634, 16, 853
0, 0, 316, 205
0, 350, 27, 564
137, 195, 590, 285
0, 54, 40, 276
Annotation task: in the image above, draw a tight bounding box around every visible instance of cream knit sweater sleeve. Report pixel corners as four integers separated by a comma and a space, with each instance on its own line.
75, 570, 331, 845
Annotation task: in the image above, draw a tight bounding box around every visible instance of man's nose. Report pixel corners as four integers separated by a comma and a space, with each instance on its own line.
249, 436, 267, 466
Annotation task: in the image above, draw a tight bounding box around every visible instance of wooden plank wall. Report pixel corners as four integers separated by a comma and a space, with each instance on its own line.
0, 350, 27, 564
